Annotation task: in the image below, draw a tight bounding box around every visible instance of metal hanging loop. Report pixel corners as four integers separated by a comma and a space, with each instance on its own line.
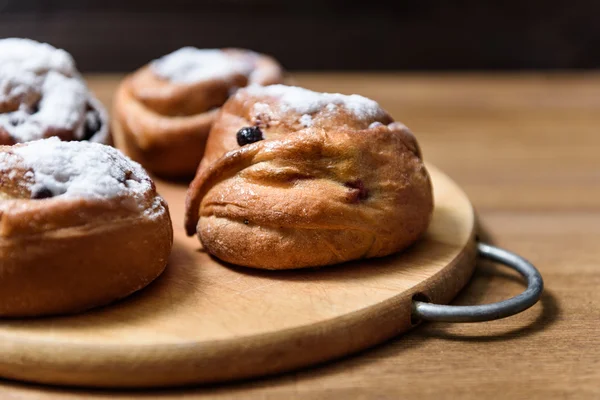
412, 242, 544, 323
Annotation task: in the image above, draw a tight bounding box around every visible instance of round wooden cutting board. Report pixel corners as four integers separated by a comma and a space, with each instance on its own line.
0, 165, 476, 388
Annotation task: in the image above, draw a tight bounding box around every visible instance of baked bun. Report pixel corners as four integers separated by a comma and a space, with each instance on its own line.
0, 38, 110, 145
185, 85, 433, 270
112, 47, 285, 178
0, 138, 173, 317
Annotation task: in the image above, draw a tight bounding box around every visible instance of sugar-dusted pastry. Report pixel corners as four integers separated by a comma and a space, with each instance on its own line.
112, 47, 285, 178
185, 85, 433, 270
0, 38, 110, 145
0, 138, 172, 317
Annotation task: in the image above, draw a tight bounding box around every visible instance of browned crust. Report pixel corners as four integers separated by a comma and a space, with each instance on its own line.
0, 207, 172, 317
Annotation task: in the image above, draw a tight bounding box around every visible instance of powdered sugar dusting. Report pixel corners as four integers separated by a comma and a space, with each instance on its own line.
245, 84, 386, 120
0, 38, 102, 143
4, 138, 153, 204
1, 72, 89, 142
252, 102, 271, 116
152, 47, 255, 84
299, 114, 313, 127
0, 38, 76, 76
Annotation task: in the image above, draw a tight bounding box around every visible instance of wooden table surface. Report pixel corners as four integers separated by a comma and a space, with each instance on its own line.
3, 73, 599, 399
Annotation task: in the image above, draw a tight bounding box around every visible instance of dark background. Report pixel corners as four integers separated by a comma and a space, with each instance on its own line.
0, 0, 598, 72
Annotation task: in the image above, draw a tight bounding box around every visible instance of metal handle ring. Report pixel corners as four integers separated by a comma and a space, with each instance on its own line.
412, 242, 544, 323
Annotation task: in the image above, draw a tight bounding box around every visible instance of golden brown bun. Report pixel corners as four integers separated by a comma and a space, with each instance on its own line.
0, 139, 173, 317
185, 85, 433, 270
112, 48, 284, 178
0, 38, 110, 146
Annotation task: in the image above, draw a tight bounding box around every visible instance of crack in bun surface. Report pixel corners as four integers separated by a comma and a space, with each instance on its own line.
0, 138, 173, 317
185, 85, 433, 270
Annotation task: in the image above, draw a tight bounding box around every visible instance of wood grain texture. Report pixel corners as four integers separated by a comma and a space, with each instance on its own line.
0, 166, 475, 388
1, 73, 598, 398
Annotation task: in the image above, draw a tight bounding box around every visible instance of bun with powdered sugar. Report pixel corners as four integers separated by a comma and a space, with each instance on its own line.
185, 85, 433, 270
0, 138, 172, 317
0, 38, 110, 146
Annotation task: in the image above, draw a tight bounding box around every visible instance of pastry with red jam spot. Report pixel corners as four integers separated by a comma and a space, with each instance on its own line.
185, 85, 433, 270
